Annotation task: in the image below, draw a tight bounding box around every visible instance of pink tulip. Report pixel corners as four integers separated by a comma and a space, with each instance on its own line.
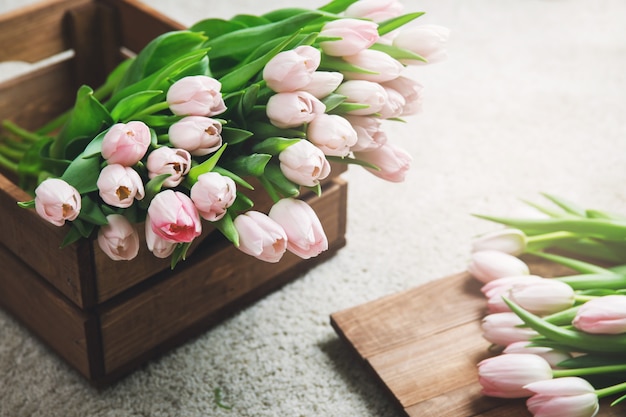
354, 142, 412, 182
482, 275, 543, 313
168, 116, 222, 156
472, 228, 527, 255
233, 211, 287, 263
469, 250, 531, 284
190, 172, 236, 221
146, 146, 192, 187
382, 76, 424, 116
97, 214, 140, 261
393, 24, 450, 65
97, 164, 145, 209
482, 312, 538, 346
345, 0, 404, 22
302, 71, 343, 99
524, 377, 599, 417
378, 86, 406, 119
478, 354, 553, 398
269, 198, 328, 259
166, 75, 226, 116
335, 80, 388, 116
342, 50, 404, 83
344, 115, 387, 152
147, 190, 202, 243
306, 114, 358, 157
319, 18, 379, 57
278, 139, 331, 187
573, 295, 626, 334
266, 91, 325, 129
503, 342, 572, 368
34, 178, 81, 226
263, 46, 320, 93
144, 214, 176, 259
101, 121, 151, 166
509, 279, 575, 316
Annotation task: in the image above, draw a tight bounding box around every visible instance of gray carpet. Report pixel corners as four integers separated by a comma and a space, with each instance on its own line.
1, 0, 625, 416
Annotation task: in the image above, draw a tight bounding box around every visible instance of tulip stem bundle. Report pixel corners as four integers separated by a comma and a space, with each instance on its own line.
0, 0, 449, 267
470, 194, 626, 415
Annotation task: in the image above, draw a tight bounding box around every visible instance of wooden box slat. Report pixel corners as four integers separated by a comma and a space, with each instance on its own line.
331, 266, 626, 416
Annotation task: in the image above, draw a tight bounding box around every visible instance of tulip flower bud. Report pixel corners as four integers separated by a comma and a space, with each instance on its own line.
509, 279, 575, 316
503, 341, 572, 368
477, 353, 553, 398
468, 250, 531, 284
524, 377, 599, 417
233, 211, 287, 263
144, 215, 177, 259
166, 75, 226, 116
354, 142, 412, 182
335, 80, 388, 116
146, 146, 192, 188
472, 229, 527, 256
393, 24, 450, 65
319, 18, 379, 57
382, 76, 424, 116
147, 190, 202, 243
342, 50, 404, 83
278, 140, 331, 187
302, 71, 343, 99
266, 91, 325, 129
190, 172, 237, 222
378, 86, 406, 119
168, 116, 223, 156
573, 295, 626, 334
34, 178, 81, 226
306, 114, 358, 157
269, 198, 328, 259
482, 312, 538, 346
263, 45, 320, 93
101, 121, 151, 166
345, 115, 387, 152
482, 275, 543, 313
345, 0, 404, 22
97, 214, 140, 261
97, 164, 145, 209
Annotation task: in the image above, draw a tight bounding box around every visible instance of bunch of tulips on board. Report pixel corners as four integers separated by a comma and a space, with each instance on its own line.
467, 194, 626, 417
0, 0, 449, 268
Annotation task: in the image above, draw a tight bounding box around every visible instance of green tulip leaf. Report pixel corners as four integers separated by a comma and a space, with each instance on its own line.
321, 93, 347, 112
212, 166, 255, 190
51, 85, 113, 160
170, 242, 193, 270
318, 0, 359, 13
377, 12, 425, 36
186, 144, 228, 184
215, 211, 239, 246
261, 8, 310, 22
252, 137, 301, 155
60, 221, 91, 248
116, 31, 208, 91
221, 127, 254, 145
110, 90, 164, 122
78, 194, 108, 226
189, 18, 247, 39
264, 164, 300, 197
369, 43, 426, 63
229, 191, 254, 212
231, 14, 272, 27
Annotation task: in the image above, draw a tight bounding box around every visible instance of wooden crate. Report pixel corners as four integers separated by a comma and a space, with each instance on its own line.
0, 0, 348, 386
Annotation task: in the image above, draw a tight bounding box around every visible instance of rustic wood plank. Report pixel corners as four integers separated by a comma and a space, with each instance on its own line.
0, 0, 92, 63
331, 263, 626, 416
100, 179, 347, 375
0, 173, 93, 307
0, 242, 94, 378
331, 272, 486, 359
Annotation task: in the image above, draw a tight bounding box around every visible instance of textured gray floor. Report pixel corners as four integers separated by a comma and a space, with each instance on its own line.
1, 0, 625, 416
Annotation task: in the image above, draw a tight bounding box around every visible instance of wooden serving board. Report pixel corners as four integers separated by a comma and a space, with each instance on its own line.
330, 262, 626, 416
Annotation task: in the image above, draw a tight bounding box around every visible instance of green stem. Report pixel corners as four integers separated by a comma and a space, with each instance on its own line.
0, 145, 23, 161
0, 153, 18, 173
556, 271, 626, 290
2, 120, 43, 143
553, 364, 626, 378
526, 231, 577, 251
527, 250, 614, 275
574, 294, 598, 303
129, 101, 171, 120
596, 381, 626, 399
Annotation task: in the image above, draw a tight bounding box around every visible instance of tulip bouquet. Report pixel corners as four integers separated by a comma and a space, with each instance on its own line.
468, 194, 626, 416
0, 0, 448, 267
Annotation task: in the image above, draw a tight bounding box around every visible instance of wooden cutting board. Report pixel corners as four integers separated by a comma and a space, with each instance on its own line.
330, 261, 626, 417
